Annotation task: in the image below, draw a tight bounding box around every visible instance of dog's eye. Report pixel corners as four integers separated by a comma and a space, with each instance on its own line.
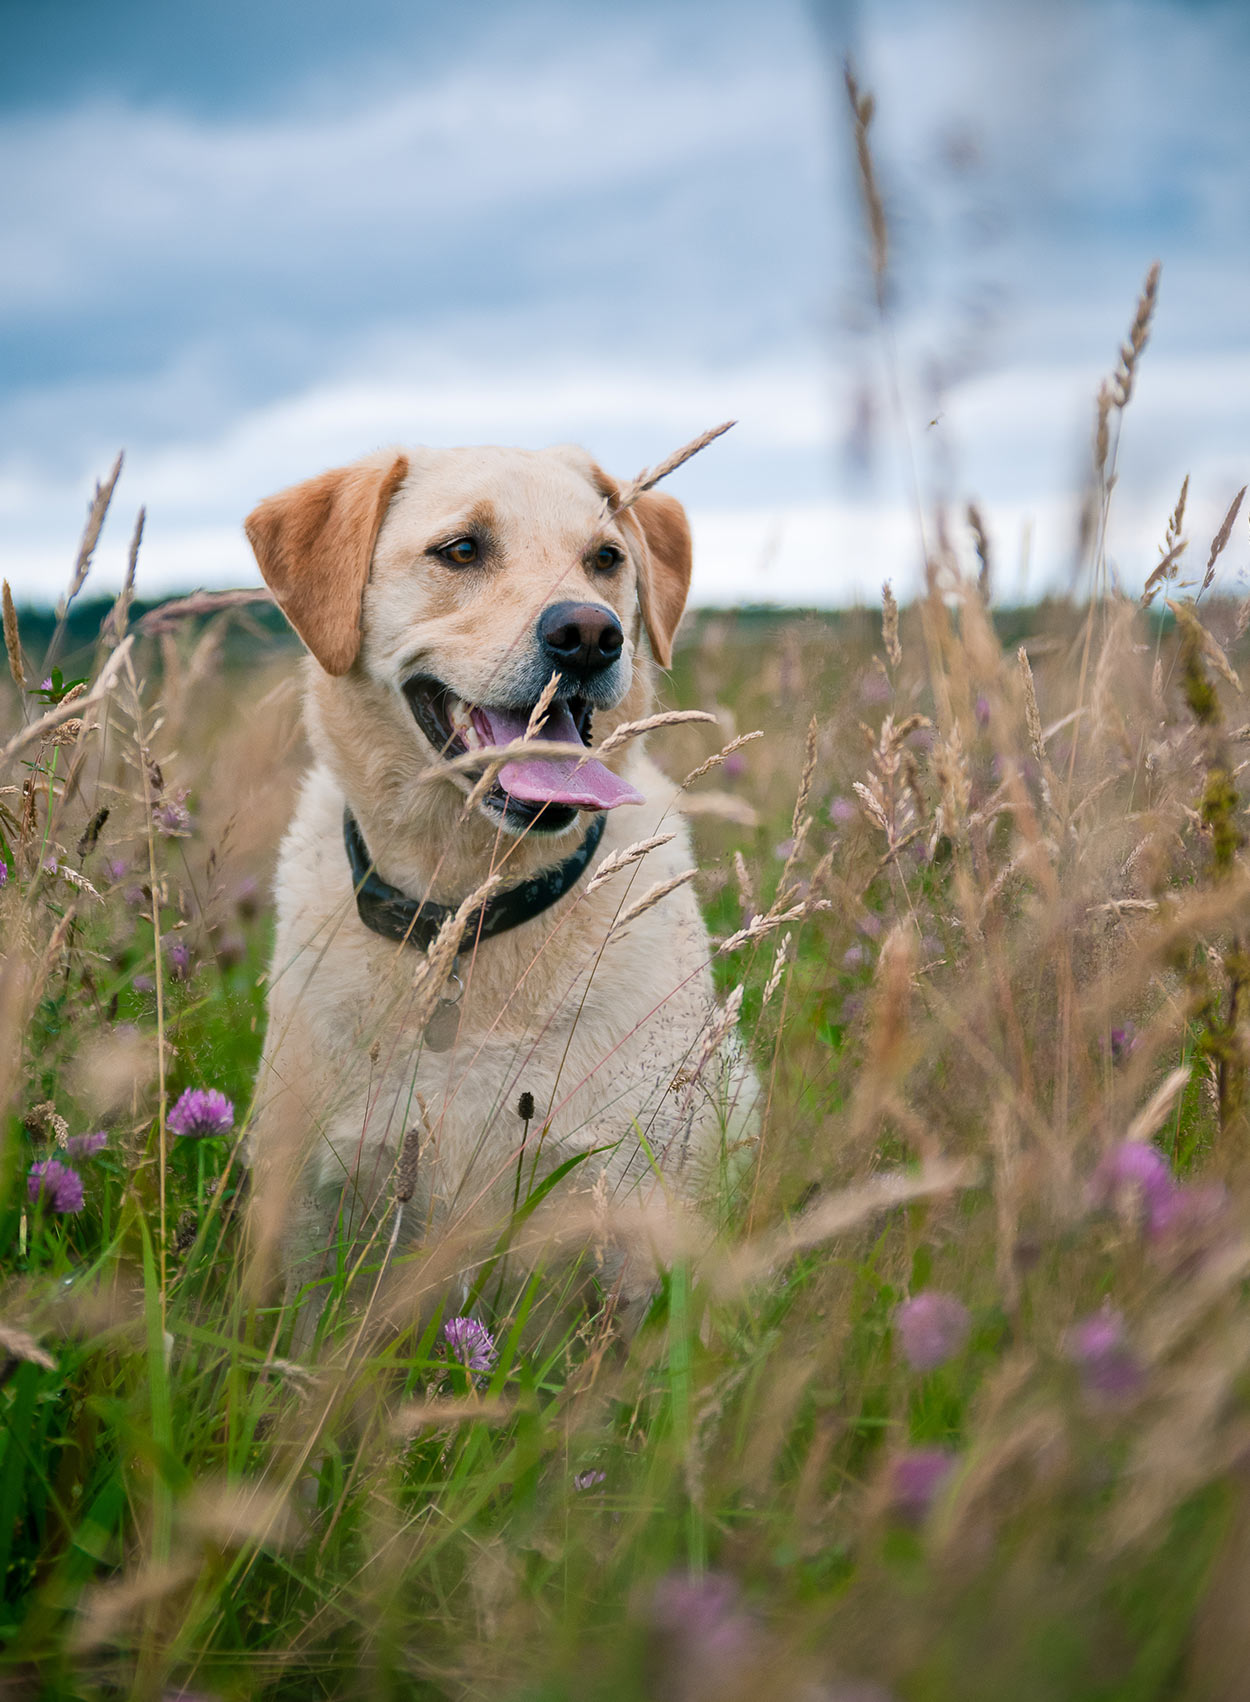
592, 543, 623, 572
438, 536, 478, 567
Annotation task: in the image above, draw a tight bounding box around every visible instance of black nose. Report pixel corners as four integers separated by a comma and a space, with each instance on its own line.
537, 601, 624, 679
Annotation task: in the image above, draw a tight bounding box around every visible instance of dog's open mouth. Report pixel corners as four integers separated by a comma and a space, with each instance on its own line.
403, 675, 644, 821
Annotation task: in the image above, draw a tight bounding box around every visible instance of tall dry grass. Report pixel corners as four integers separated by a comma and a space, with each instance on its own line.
1, 69, 1250, 1702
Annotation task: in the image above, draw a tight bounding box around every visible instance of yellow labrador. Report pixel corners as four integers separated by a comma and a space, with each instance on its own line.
243, 444, 757, 1333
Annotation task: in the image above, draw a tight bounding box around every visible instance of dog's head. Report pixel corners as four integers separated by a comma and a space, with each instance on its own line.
244, 444, 692, 835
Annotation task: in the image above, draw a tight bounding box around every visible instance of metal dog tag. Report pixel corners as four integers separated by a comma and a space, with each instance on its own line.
423, 961, 464, 1052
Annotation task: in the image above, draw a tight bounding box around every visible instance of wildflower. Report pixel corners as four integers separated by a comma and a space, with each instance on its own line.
27, 1159, 85, 1214
647, 1571, 757, 1681
443, 1315, 496, 1374
573, 1470, 607, 1491
774, 836, 796, 861
722, 749, 747, 780
974, 693, 991, 728
1089, 1140, 1175, 1234
124, 884, 147, 907
1065, 1305, 1142, 1403
40, 677, 52, 691
42, 855, 57, 875
842, 944, 867, 972
895, 1290, 971, 1371
165, 938, 192, 980
861, 668, 891, 705
887, 1447, 956, 1523
132, 973, 155, 994
1109, 1022, 1138, 1065
153, 788, 192, 837
66, 1130, 108, 1158
167, 1088, 234, 1139
0, 862, 7, 888
1147, 1179, 1229, 1245
105, 859, 128, 883
829, 795, 857, 826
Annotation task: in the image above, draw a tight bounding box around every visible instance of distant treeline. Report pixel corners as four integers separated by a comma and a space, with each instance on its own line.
8, 592, 1169, 681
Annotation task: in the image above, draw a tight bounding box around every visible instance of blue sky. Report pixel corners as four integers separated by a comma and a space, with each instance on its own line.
3, 0, 1248, 607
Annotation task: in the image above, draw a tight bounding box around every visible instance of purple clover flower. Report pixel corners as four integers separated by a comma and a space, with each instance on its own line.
443, 1315, 496, 1374
647, 1571, 758, 1677
153, 788, 192, 837
1146, 1180, 1229, 1245
1089, 1140, 1176, 1234
0, 862, 7, 889
27, 1158, 85, 1214
132, 973, 155, 994
895, 1290, 971, 1371
842, 944, 868, 972
42, 855, 58, 875
573, 1470, 607, 1491
974, 693, 991, 729
167, 1088, 234, 1139
165, 938, 192, 981
1065, 1305, 1142, 1403
66, 1130, 108, 1157
105, 858, 129, 883
829, 795, 857, 827
888, 1447, 956, 1523
1109, 1022, 1138, 1065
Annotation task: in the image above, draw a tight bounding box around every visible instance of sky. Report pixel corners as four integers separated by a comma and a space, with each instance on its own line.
2, 0, 1248, 609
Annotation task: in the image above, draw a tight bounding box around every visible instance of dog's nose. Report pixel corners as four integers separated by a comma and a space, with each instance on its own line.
537, 602, 624, 678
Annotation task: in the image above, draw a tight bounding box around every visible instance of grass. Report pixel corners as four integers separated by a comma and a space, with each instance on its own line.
5, 79, 1250, 1702
5, 569, 1250, 1702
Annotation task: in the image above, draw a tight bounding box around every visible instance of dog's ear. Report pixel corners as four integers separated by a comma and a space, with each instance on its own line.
244, 454, 409, 676
627, 490, 693, 669
547, 446, 692, 667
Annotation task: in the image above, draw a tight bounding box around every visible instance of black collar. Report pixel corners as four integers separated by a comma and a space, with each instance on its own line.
343, 808, 606, 951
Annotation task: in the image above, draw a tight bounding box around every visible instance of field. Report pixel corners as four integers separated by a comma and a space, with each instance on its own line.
6, 119, 1250, 1694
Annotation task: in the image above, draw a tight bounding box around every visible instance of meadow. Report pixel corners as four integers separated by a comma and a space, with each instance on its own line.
6, 91, 1250, 1702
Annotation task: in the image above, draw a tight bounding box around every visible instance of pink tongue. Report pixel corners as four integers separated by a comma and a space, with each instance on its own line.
476, 703, 644, 810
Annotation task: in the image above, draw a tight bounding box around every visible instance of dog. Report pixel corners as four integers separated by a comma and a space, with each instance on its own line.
243, 443, 758, 1338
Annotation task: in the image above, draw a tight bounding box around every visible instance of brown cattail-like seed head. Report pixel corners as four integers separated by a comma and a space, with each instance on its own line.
517, 1091, 535, 1122
396, 1124, 421, 1203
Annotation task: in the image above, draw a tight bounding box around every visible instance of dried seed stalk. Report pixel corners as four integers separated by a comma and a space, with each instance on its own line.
586, 833, 675, 894
681, 728, 763, 789
609, 869, 697, 936
588, 708, 717, 760
882, 580, 901, 670
524, 671, 563, 740
844, 62, 888, 304
1203, 485, 1246, 591
2, 581, 24, 691
611, 422, 736, 515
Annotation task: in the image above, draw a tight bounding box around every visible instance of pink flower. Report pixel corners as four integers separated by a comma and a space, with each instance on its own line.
1065, 1305, 1142, 1403
66, 1130, 108, 1158
167, 1088, 234, 1139
1089, 1141, 1176, 1234
888, 1447, 955, 1523
153, 788, 192, 837
28, 1158, 85, 1214
443, 1316, 496, 1374
895, 1291, 971, 1371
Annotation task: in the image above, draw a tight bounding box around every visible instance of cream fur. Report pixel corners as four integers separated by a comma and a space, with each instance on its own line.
246, 444, 758, 1333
